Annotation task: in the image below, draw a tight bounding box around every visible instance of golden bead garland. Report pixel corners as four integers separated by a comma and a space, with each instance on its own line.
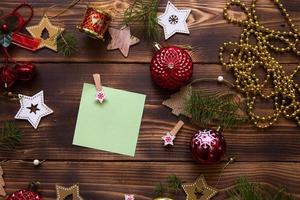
219, 0, 300, 128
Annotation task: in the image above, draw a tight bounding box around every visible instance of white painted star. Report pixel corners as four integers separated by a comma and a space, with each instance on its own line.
15, 91, 53, 129
162, 132, 176, 146
125, 194, 134, 200
158, 1, 191, 40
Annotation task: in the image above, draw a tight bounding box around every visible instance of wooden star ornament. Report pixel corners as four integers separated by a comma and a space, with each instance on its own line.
26, 15, 64, 51
56, 184, 83, 200
107, 26, 140, 57
182, 176, 218, 200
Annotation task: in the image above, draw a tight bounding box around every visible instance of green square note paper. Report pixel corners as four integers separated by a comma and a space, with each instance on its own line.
73, 83, 146, 156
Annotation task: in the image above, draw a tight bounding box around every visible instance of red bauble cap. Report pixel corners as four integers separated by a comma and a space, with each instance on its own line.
6, 190, 43, 200
150, 43, 193, 90
191, 129, 226, 164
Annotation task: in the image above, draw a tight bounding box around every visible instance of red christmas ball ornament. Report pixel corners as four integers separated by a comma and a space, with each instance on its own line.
150, 43, 193, 90
0, 66, 17, 89
191, 128, 226, 164
1, 23, 9, 33
6, 190, 42, 200
6, 182, 43, 200
15, 63, 36, 81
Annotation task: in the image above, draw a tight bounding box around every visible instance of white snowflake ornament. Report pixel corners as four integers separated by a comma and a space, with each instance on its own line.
158, 1, 191, 40
15, 91, 53, 129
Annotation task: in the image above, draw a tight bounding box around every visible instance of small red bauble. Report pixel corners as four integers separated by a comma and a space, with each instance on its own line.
1, 23, 9, 33
191, 129, 226, 164
6, 190, 42, 200
150, 43, 193, 90
15, 63, 36, 81
0, 66, 17, 89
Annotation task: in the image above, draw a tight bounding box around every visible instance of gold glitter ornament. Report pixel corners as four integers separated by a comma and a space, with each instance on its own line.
26, 15, 64, 51
182, 176, 218, 200
56, 184, 83, 200
219, 0, 300, 128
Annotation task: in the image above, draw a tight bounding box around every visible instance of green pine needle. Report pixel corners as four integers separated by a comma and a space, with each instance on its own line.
0, 121, 22, 151
154, 182, 165, 196
124, 0, 160, 40
228, 178, 294, 200
167, 175, 182, 193
56, 31, 78, 56
154, 175, 182, 197
185, 90, 248, 128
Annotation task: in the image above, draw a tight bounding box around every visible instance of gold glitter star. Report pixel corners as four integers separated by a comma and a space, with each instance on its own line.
182, 176, 218, 200
56, 184, 83, 200
26, 15, 64, 51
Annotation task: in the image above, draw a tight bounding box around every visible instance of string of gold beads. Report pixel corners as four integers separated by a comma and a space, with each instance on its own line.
219, 0, 300, 128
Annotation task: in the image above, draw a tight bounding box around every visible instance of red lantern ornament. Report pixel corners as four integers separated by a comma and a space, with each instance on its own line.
0, 66, 17, 89
150, 43, 193, 90
15, 62, 36, 81
191, 129, 226, 164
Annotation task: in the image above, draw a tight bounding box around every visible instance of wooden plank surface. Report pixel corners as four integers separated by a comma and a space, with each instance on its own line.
1, 0, 300, 63
1, 0, 300, 199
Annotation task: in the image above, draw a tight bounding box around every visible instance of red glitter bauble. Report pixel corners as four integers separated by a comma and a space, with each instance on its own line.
15, 63, 36, 81
0, 66, 17, 89
6, 190, 42, 200
1, 23, 9, 33
150, 44, 193, 90
191, 129, 226, 164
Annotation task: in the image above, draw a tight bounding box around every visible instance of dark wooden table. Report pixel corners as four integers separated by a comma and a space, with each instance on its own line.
1, 0, 300, 199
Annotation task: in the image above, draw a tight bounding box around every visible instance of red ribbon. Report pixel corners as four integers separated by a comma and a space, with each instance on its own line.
2, 4, 41, 51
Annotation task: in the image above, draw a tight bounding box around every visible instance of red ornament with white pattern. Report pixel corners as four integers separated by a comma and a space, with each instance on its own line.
6, 182, 43, 200
191, 128, 226, 164
150, 43, 193, 90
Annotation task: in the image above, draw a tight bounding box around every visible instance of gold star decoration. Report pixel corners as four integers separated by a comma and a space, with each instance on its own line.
107, 26, 140, 57
182, 176, 218, 200
26, 15, 64, 51
56, 184, 83, 200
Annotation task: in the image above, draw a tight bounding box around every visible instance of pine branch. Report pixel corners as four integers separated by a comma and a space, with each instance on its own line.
55, 31, 78, 56
0, 121, 22, 151
185, 90, 248, 128
154, 182, 164, 196
124, 0, 160, 40
167, 175, 182, 193
227, 178, 294, 200
154, 175, 182, 197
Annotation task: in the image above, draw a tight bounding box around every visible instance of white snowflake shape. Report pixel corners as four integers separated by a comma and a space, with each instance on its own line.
194, 130, 217, 149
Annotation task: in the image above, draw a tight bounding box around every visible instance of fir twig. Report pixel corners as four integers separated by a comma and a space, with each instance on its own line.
124, 0, 160, 40
154, 182, 164, 196
185, 90, 248, 128
0, 121, 22, 151
227, 178, 294, 200
167, 175, 182, 193
54, 31, 78, 56
154, 175, 182, 197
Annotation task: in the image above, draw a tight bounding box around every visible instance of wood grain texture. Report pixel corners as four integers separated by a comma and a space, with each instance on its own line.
0, 63, 299, 162
1, 0, 300, 63
2, 162, 300, 200
1, 0, 300, 199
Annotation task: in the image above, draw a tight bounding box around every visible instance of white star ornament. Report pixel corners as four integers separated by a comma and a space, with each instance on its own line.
15, 91, 53, 129
158, 1, 191, 40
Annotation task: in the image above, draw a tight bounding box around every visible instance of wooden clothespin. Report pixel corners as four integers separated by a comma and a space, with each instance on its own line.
93, 74, 106, 103
162, 120, 184, 146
